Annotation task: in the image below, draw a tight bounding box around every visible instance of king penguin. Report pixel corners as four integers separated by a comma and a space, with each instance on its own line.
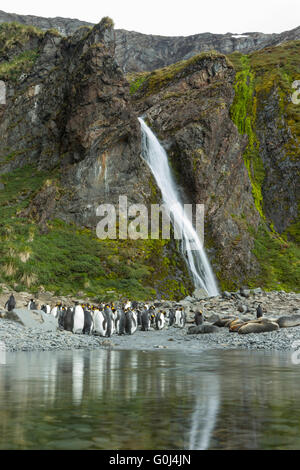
174, 307, 185, 328
64, 307, 74, 332
125, 309, 137, 335
83, 307, 93, 335
5, 294, 16, 312
155, 311, 166, 330
194, 311, 203, 326
73, 302, 84, 334
93, 308, 107, 337
141, 309, 151, 331
256, 304, 263, 319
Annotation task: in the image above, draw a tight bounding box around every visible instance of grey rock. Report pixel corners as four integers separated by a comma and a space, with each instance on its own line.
222, 291, 232, 299
252, 288, 264, 295
193, 288, 208, 300
1, 10, 299, 73
4, 309, 57, 331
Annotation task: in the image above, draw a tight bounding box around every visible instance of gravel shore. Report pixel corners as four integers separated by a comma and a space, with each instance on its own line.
0, 288, 299, 353
1, 317, 300, 353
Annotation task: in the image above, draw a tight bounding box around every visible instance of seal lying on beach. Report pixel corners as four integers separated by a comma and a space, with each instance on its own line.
275, 315, 300, 328
213, 316, 237, 327
238, 318, 279, 335
228, 318, 252, 332
187, 324, 220, 335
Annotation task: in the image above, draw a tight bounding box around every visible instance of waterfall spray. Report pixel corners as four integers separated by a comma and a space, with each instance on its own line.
139, 118, 219, 297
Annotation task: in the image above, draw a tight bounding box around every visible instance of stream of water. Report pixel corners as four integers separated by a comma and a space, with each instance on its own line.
139, 118, 219, 297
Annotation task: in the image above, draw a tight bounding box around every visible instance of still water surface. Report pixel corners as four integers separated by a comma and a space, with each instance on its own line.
0, 349, 299, 450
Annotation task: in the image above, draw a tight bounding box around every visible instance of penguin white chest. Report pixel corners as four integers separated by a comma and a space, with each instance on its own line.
73, 306, 84, 334
93, 310, 106, 336
175, 310, 184, 327
51, 306, 58, 317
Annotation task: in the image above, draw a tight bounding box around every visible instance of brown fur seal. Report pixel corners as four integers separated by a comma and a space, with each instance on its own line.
238, 319, 279, 335
275, 315, 300, 328
213, 316, 237, 327
188, 324, 220, 335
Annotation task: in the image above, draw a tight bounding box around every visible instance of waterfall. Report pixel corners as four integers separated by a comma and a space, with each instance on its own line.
139, 118, 219, 297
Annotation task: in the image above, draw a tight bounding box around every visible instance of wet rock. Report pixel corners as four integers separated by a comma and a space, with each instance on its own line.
252, 288, 264, 295
222, 291, 232, 299
193, 288, 208, 300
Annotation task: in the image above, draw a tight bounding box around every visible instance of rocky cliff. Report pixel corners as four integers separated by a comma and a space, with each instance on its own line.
0, 20, 192, 300
129, 41, 300, 290
0, 9, 299, 72
0, 16, 299, 298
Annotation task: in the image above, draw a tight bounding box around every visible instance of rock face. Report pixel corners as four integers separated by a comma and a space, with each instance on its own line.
115, 27, 300, 72
0, 20, 193, 300
0, 9, 92, 36
0, 19, 152, 228
0, 10, 299, 72
132, 53, 261, 287
256, 88, 299, 233
0, 14, 298, 296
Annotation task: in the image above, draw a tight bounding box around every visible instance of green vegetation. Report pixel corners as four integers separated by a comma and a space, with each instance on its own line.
0, 49, 39, 81
0, 22, 43, 57
0, 166, 192, 300
230, 55, 265, 218
129, 51, 229, 97
230, 42, 300, 292
128, 72, 149, 95
99, 17, 115, 29
250, 224, 300, 291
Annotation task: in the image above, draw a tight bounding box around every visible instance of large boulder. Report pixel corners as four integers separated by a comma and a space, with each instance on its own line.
193, 288, 208, 300
3, 309, 58, 331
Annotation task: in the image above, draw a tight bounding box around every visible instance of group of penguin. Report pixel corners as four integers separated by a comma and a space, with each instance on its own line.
38, 300, 186, 337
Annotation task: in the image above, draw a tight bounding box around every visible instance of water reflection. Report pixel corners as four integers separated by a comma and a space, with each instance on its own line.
0, 349, 300, 449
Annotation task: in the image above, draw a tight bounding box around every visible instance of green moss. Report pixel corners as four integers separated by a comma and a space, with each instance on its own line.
136, 51, 230, 97
0, 165, 191, 300
0, 49, 39, 81
128, 73, 149, 95
99, 17, 115, 29
250, 224, 300, 291
0, 22, 43, 56
230, 55, 266, 218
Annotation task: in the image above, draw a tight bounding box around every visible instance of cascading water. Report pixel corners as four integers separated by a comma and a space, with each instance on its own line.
139, 117, 219, 297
